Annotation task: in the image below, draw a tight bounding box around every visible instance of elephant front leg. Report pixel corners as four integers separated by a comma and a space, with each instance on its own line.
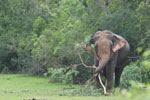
115, 67, 124, 87
105, 62, 115, 94
106, 73, 113, 93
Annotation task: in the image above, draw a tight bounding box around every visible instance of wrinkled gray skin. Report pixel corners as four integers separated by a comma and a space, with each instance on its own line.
87, 30, 130, 93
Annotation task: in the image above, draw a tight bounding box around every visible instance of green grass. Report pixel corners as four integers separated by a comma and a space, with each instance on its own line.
0, 74, 117, 100
0, 74, 76, 100
0, 74, 149, 100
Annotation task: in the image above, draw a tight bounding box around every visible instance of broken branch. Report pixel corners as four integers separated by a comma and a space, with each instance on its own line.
77, 51, 96, 69
77, 51, 107, 95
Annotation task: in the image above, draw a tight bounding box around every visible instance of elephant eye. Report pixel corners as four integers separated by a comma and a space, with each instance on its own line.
90, 38, 94, 44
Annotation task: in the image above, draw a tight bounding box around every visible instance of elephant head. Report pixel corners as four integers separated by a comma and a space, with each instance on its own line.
84, 30, 127, 74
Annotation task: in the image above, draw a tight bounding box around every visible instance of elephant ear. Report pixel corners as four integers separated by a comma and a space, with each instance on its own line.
112, 36, 126, 52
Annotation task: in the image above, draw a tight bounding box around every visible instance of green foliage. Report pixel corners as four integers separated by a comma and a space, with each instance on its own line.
121, 50, 150, 88
48, 66, 79, 84
121, 60, 144, 88
33, 17, 46, 36
119, 81, 150, 100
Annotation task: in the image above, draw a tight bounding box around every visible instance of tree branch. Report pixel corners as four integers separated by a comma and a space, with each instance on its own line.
77, 51, 96, 69
77, 51, 107, 95
128, 56, 141, 59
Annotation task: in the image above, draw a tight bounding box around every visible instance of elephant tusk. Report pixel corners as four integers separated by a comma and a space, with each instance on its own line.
98, 73, 108, 96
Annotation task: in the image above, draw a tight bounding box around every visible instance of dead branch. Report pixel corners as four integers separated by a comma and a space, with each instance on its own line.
77, 51, 107, 95
63, 63, 82, 74
128, 56, 141, 59
77, 51, 97, 69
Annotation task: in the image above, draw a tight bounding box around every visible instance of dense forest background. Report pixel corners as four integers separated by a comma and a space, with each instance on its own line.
0, 0, 150, 87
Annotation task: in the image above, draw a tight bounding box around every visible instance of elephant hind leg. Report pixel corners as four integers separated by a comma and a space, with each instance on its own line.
115, 67, 124, 87
115, 58, 129, 87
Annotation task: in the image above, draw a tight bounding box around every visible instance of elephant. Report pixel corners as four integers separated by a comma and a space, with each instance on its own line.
84, 30, 130, 93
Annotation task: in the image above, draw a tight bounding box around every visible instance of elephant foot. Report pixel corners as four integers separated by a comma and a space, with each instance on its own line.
104, 92, 114, 96
104, 93, 110, 96
104, 90, 114, 96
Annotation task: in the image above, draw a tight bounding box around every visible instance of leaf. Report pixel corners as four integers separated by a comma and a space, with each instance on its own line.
143, 50, 150, 57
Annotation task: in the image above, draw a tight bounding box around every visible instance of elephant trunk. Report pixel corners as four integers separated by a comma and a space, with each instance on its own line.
94, 50, 110, 74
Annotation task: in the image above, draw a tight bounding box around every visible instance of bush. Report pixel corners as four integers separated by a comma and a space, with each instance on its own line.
121, 49, 150, 88
48, 66, 79, 84
121, 60, 143, 88
119, 82, 150, 100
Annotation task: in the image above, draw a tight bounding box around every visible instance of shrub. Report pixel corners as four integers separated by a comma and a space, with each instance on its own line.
48, 66, 79, 84
121, 49, 150, 88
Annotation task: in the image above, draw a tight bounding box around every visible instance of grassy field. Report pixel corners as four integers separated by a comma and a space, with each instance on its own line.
0, 74, 149, 100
